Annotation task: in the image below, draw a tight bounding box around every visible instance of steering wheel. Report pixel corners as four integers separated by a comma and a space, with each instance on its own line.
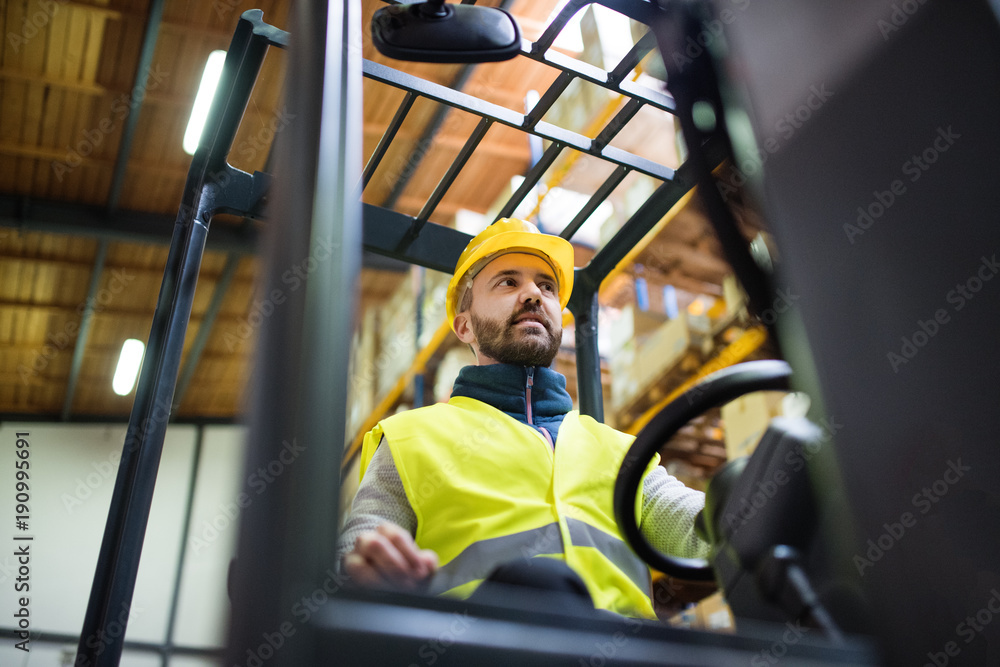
613, 359, 792, 581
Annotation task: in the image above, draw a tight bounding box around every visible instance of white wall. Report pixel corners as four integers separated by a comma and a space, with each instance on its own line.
173, 425, 247, 649
0, 422, 247, 666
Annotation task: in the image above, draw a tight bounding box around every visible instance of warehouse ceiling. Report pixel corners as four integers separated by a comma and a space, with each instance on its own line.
0, 0, 737, 424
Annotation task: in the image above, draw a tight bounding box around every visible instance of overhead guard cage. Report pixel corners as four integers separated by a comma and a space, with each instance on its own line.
77, 1, 878, 666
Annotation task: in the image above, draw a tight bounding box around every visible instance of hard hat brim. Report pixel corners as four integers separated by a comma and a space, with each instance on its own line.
446, 232, 575, 327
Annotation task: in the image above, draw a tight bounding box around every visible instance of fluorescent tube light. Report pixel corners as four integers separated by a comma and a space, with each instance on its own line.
183, 50, 227, 155
112, 339, 145, 396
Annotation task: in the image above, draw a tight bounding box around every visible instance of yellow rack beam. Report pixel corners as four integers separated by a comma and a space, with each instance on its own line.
342, 318, 453, 468
624, 326, 768, 436
599, 186, 697, 294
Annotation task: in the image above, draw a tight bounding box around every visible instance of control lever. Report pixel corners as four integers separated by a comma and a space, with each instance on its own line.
757, 545, 845, 644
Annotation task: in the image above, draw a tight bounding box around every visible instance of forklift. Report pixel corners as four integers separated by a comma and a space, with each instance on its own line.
77, 1, 1000, 665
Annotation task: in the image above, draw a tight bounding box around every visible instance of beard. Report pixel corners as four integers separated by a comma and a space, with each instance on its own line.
470, 303, 562, 367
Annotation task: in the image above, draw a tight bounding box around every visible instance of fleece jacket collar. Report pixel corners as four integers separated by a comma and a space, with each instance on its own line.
451, 363, 573, 442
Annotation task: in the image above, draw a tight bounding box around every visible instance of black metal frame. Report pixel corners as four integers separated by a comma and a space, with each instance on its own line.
358, 0, 730, 422
106, 0, 166, 212
76, 2, 878, 666
226, 1, 872, 665
62, 239, 108, 420
76, 11, 289, 666
0, 195, 260, 252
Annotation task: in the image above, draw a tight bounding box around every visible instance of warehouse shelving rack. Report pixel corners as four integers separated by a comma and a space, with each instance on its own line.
76, 1, 885, 666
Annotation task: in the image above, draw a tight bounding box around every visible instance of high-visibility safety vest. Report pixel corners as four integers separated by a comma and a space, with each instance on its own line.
359, 395, 659, 618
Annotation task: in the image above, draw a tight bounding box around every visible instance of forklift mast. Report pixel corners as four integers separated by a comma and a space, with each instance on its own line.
78, 1, 1000, 665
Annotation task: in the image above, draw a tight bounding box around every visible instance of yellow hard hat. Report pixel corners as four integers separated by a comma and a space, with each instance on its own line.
446, 218, 575, 331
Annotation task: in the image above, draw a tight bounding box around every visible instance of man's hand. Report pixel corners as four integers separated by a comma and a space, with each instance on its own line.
342, 522, 438, 590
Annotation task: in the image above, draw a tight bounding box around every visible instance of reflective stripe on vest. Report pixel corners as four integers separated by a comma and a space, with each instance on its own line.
427, 519, 651, 597
428, 523, 563, 595
565, 518, 651, 594
361, 396, 659, 618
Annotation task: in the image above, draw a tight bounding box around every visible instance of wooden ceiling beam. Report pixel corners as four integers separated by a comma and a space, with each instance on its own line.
0, 197, 432, 268
66, 2, 123, 20
0, 142, 91, 164
61, 240, 107, 420
0, 68, 106, 95
1, 341, 251, 361
66, 2, 234, 40
0, 143, 194, 173
107, 0, 167, 211
0, 253, 255, 282
0, 196, 259, 253
0, 374, 47, 387
0, 301, 252, 322
0, 410, 240, 424
0, 68, 197, 109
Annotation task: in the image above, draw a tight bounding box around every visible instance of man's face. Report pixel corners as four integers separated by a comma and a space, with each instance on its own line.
458, 253, 564, 367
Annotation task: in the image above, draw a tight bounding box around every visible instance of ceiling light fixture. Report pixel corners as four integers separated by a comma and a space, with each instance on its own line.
112, 339, 145, 396
183, 50, 227, 155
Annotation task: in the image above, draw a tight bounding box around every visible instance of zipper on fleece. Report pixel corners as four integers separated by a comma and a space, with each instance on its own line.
525, 366, 555, 448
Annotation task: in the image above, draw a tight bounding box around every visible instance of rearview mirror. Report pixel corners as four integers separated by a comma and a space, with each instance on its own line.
371, 1, 521, 63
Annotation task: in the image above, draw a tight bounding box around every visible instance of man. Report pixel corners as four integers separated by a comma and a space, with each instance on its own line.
338, 218, 709, 618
